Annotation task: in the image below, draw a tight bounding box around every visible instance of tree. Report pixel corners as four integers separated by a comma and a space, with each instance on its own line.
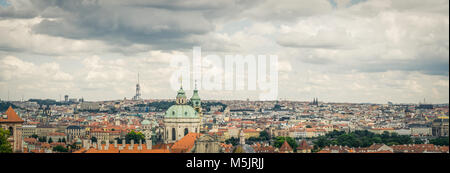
414, 139, 424, 144
274, 136, 298, 152
115, 137, 123, 144
225, 137, 239, 146
52, 145, 68, 153
62, 138, 66, 143
125, 130, 145, 144
31, 134, 39, 139
0, 128, 13, 153
313, 136, 330, 148
91, 137, 97, 143
259, 131, 270, 141
48, 137, 53, 143
430, 137, 449, 146
312, 130, 414, 150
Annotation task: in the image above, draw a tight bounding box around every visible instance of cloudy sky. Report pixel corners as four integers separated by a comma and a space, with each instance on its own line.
0, 0, 448, 104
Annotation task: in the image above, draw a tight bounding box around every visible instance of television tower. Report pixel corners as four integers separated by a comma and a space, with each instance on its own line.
133, 73, 142, 100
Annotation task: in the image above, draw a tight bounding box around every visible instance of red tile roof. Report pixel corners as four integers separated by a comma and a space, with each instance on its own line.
279, 140, 293, 153
0, 106, 24, 123
171, 133, 201, 153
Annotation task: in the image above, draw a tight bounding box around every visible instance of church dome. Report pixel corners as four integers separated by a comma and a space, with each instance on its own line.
165, 105, 198, 118
191, 89, 200, 100
141, 119, 151, 125
177, 87, 186, 98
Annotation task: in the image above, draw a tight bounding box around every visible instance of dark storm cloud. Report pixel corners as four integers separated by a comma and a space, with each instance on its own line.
29, 0, 215, 50
357, 57, 449, 76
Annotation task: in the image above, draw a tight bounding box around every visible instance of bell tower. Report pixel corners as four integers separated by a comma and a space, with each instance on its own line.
191, 80, 202, 116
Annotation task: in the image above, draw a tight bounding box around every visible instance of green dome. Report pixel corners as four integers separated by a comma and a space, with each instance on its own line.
191, 89, 200, 100
177, 88, 186, 98
165, 105, 199, 118
141, 120, 151, 125
151, 119, 158, 127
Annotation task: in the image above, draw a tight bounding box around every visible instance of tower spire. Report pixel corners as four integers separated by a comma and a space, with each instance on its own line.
180, 76, 183, 89
194, 80, 197, 90
133, 72, 141, 100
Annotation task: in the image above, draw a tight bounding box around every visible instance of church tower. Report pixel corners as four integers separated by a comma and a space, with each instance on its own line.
239, 128, 245, 145
176, 85, 187, 105
190, 80, 202, 116
163, 81, 200, 144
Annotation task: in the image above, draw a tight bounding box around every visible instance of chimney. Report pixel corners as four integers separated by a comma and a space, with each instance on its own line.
105, 140, 109, 150
129, 140, 134, 150
84, 140, 89, 150
114, 140, 118, 148
146, 139, 152, 150
97, 140, 102, 150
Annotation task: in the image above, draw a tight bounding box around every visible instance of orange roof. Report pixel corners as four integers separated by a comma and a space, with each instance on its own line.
243, 129, 258, 133
0, 106, 24, 123
48, 132, 66, 136
279, 140, 293, 152
171, 133, 201, 153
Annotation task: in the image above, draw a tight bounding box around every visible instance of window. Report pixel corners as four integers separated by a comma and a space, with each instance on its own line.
9, 126, 13, 136
184, 128, 188, 136
172, 128, 176, 140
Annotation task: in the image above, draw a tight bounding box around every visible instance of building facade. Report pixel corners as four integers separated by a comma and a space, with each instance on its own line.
163, 85, 201, 143
432, 117, 449, 137
0, 107, 24, 152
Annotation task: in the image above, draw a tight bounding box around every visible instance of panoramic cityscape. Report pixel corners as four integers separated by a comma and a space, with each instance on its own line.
0, 0, 449, 154
0, 78, 448, 153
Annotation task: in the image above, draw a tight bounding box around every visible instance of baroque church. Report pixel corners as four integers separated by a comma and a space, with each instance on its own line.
163, 83, 203, 143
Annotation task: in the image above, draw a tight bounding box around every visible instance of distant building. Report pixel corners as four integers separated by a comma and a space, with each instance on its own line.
417, 104, 433, 109
279, 140, 293, 153
296, 140, 313, 153
66, 125, 86, 142
410, 124, 432, 136
432, 117, 449, 137
22, 124, 37, 138
194, 134, 221, 153
79, 102, 100, 111
35, 125, 56, 137
64, 95, 69, 102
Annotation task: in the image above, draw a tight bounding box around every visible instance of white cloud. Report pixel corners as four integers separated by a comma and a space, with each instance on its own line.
0, 0, 448, 103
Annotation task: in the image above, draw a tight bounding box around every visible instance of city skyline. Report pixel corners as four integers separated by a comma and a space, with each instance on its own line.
0, 0, 449, 104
